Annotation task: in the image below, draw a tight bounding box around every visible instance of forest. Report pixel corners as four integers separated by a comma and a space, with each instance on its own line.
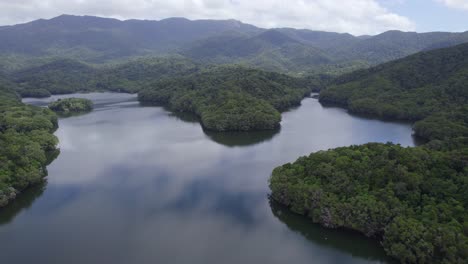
319, 42, 468, 142
48, 98, 94, 115
8, 58, 324, 131
2, 15, 468, 75
138, 66, 317, 131
270, 42, 468, 263
11, 57, 201, 95
0, 15, 467, 263
270, 143, 468, 263
0, 79, 59, 207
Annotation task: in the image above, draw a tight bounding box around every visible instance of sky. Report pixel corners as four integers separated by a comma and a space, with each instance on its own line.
0, 0, 467, 35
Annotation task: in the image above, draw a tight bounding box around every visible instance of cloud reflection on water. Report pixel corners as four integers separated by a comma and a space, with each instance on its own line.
0, 93, 415, 263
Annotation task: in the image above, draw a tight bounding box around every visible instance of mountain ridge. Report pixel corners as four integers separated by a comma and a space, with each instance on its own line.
1, 15, 468, 73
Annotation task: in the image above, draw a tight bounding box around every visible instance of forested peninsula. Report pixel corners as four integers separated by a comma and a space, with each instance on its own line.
138, 66, 316, 131
319, 43, 468, 142
10, 58, 323, 131
0, 78, 59, 207
270, 43, 468, 263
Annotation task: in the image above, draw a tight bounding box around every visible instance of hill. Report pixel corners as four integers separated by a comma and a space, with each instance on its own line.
138, 66, 317, 131
271, 39, 468, 264
11, 58, 325, 132
12, 57, 201, 96
12, 59, 96, 95
320, 42, 468, 142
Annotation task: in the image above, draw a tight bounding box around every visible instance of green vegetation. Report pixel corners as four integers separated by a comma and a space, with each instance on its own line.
92, 57, 200, 93
1, 15, 468, 262
271, 43, 468, 263
11, 57, 201, 96
13, 59, 96, 95
182, 30, 336, 74
270, 143, 467, 263
2, 15, 468, 75
0, 80, 59, 207
8, 57, 325, 131
48, 98, 93, 115
320, 43, 468, 142
138, 66, 315, 131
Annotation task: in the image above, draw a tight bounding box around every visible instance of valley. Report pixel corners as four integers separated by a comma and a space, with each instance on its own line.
0, 14, 467, 264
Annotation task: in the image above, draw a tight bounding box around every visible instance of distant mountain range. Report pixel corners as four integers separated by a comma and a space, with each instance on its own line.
1, 15, 468, 73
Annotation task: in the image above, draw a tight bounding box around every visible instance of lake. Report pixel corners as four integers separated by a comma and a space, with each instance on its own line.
0, 93, 415, 263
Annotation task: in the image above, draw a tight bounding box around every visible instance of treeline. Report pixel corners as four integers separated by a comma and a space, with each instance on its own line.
0, 80, 59, 207
271, 43, 468, 263
138, 66, 317, 131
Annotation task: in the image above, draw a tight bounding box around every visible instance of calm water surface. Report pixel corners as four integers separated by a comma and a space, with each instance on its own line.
0, 93, 415, 264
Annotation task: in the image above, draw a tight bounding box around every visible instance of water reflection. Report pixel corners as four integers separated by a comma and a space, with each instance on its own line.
166, 109, 281, 147
23, 92, 139, 109
167, 111, 200, 124
0, 93, 418, 264
203, 128, 280, 147
0, 182, 47, 225
269, 199, 395, 263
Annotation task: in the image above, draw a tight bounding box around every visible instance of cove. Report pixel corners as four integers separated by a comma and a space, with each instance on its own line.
0, 92, 415, 264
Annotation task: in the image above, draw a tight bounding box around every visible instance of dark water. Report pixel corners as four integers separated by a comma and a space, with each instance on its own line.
0, 93, 415, 264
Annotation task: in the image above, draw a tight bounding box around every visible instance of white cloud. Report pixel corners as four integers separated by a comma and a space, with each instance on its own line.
0, 0, 415, 35
438, 0, 468, 10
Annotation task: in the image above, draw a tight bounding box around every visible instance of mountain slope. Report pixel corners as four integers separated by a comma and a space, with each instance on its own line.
270, 34, 468, 264
182, 30, 334, 73
0, 15, 260, 61
337, 30, 468, 64
2, 15, 468, 73
12, 57, 202, 95
320, 42, 468, 141
12, 59, 96, 95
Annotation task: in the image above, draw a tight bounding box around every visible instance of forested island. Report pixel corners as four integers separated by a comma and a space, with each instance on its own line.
270, 43, 468, 263
48, 98, 93, 115
0, 79, 59, 207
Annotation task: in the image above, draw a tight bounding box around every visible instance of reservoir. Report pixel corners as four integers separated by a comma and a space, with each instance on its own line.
0, 93, 415, 263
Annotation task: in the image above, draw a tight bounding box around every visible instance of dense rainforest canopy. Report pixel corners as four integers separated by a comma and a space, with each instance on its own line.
270, 143, 468, 263
138, 66, 316, 131
271, 42, 468, 263
9, 58, 324, 131
319, 42, 468, 142
1, 15, 468, 263
11, 57, 201, 96
0, 80, 59, 207
48, 98, 93, 115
